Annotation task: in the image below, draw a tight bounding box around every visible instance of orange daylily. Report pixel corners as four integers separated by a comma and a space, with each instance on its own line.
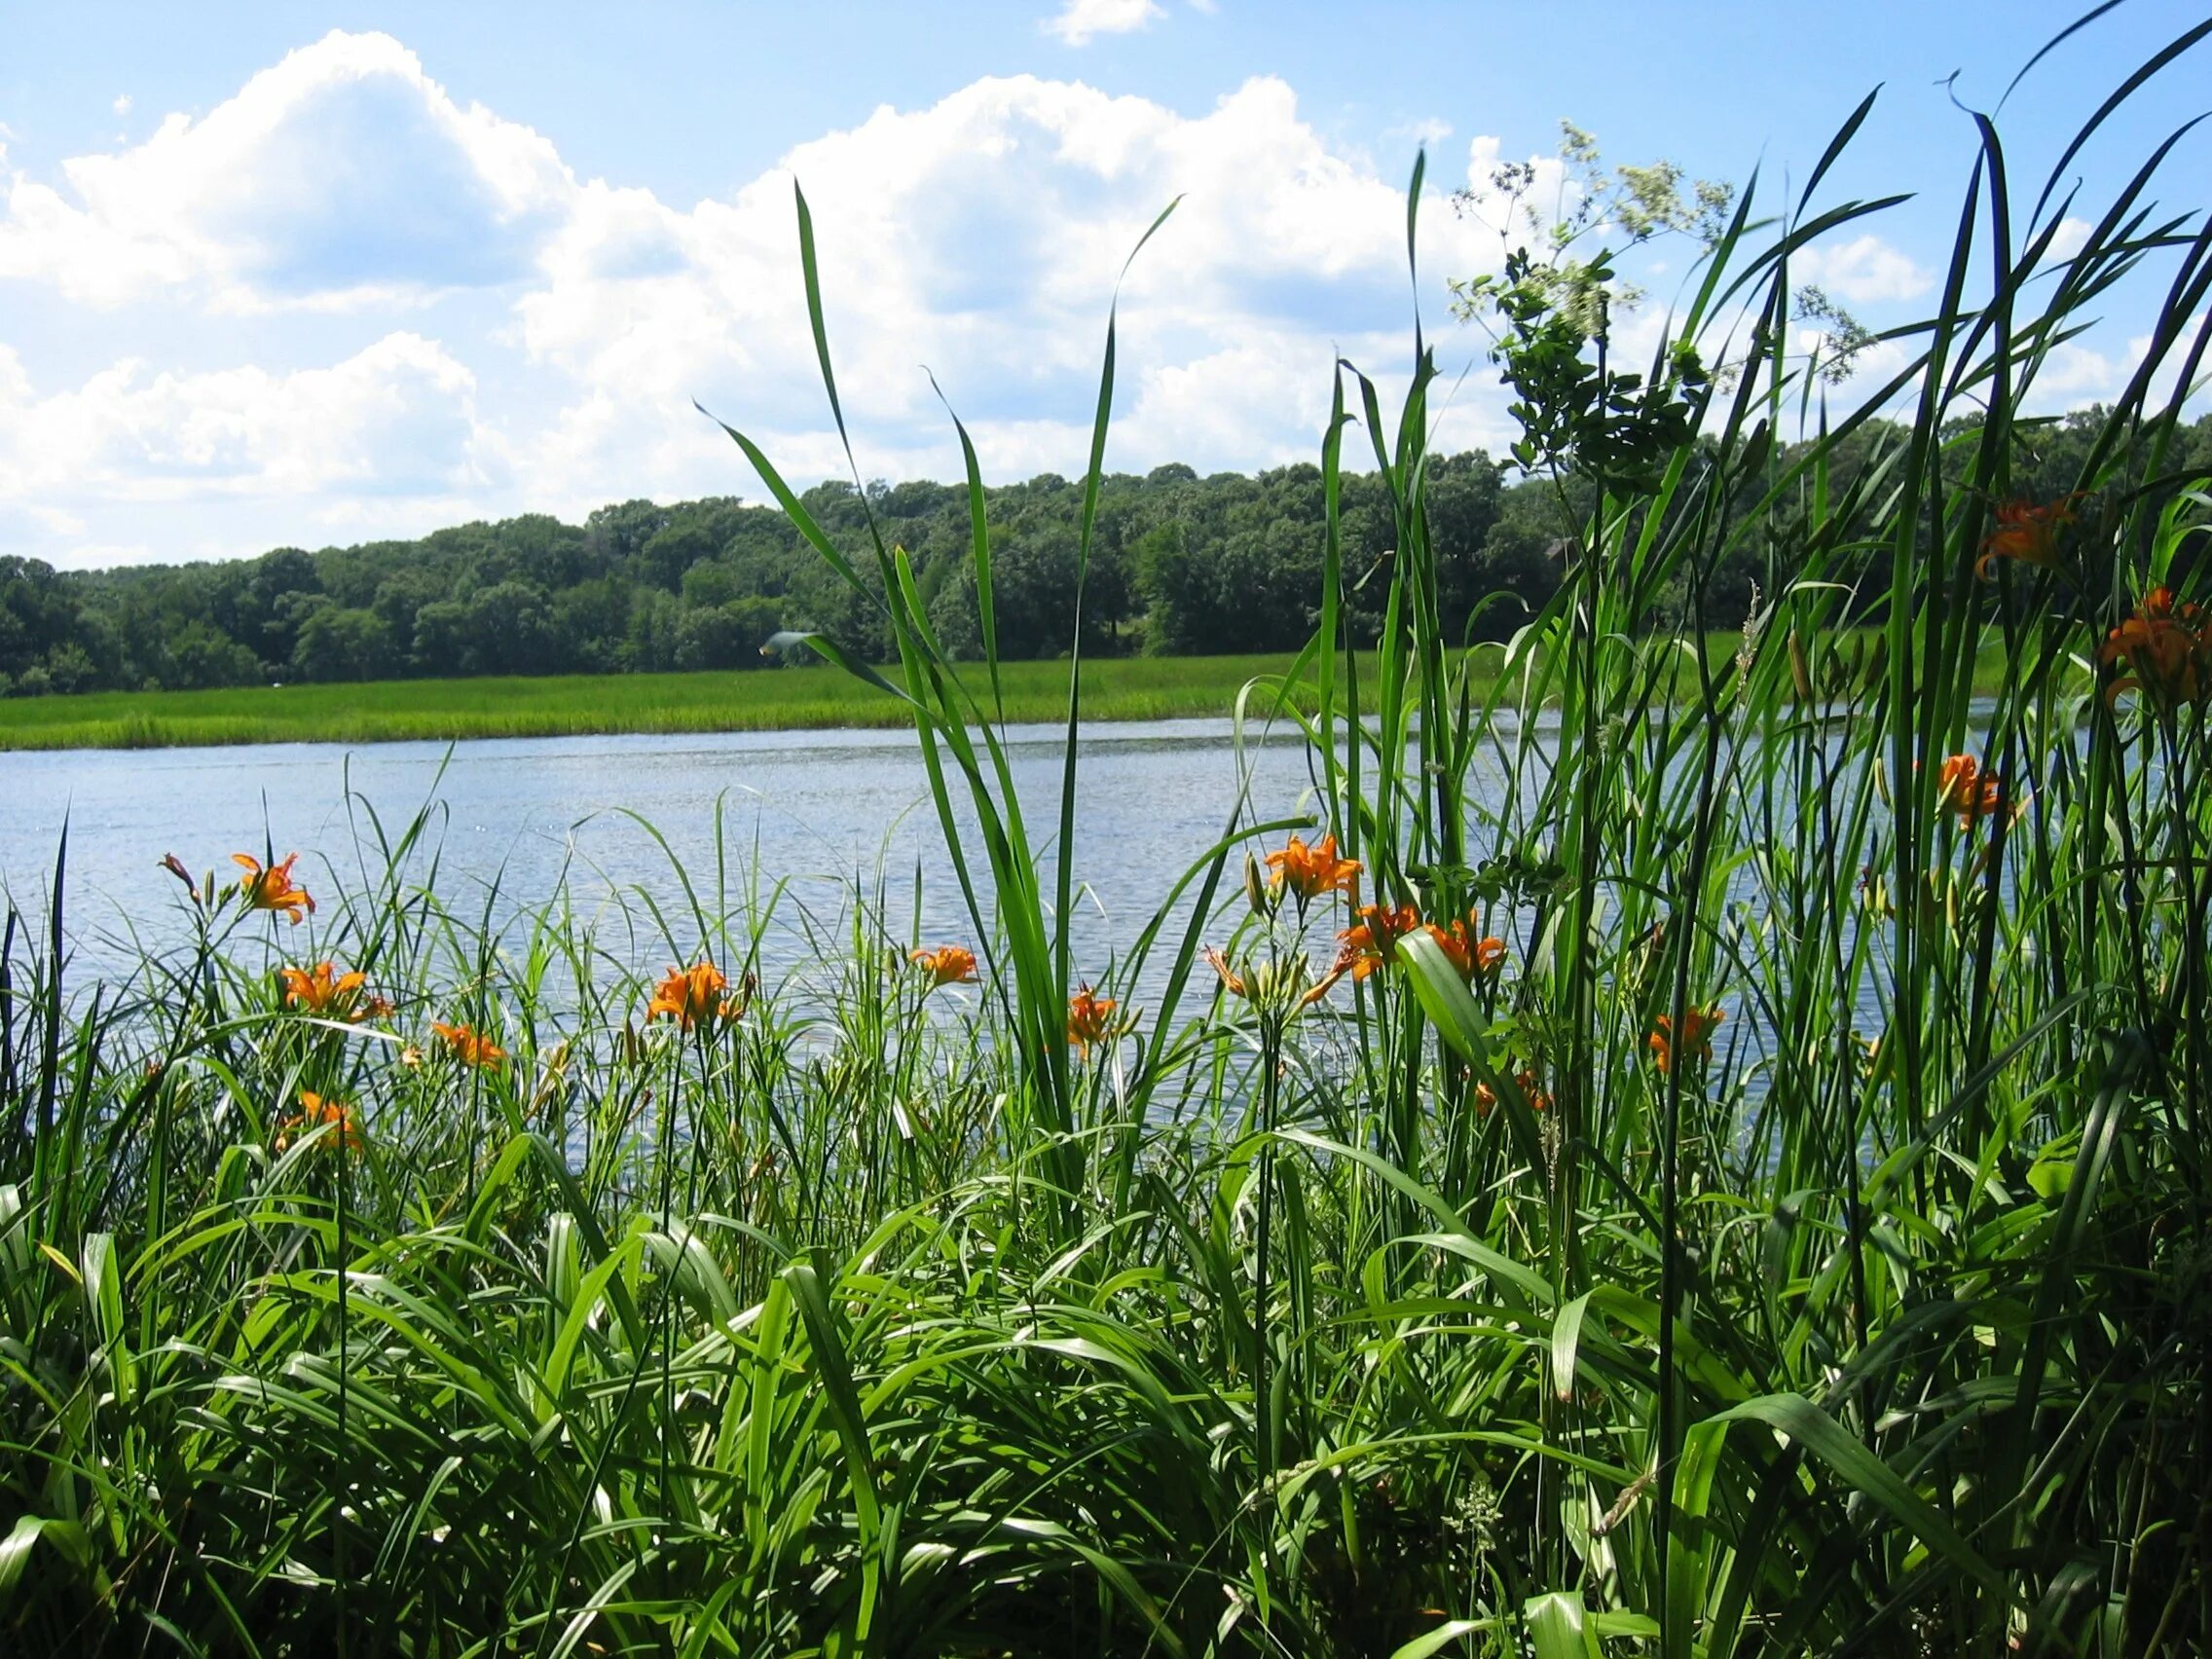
910, 945, 978, 986
1337, 903, 1420, 979
2100, 587, 2212, 711
234, 853, 314, 924
1475, 1068, 1549, 1116
430, 1020, 506, 1072
647, 961, 743, 1029
1936, 754, 2009, 829
1649, 1006, 1724, 1076
1975, 495, 2081, 579
1266, 833, 1362, 903
1067, 985, 1121, 1058
1427, 920, 1506, 982
277, 961, 367, 1018
277, 1090, 361, 1154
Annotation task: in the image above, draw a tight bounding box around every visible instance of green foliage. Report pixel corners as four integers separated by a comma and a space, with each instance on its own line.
7, 14, 2212, 1656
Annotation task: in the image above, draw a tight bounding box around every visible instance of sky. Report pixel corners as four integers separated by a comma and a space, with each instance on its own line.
0, 0, 2204, 571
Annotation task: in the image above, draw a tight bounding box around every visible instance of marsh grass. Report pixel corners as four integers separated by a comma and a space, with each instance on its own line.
0, 654, 1387, 754
5, 13, 2212, 1656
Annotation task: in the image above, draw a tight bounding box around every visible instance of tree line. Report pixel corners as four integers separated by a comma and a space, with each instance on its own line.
2, 407, 2201, 696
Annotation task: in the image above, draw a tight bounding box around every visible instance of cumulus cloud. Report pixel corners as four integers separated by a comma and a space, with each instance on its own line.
0, 34, 1538, 565
0, 334, 494, 509
507, 73, 1508, 507
111, 94, 131, 117
1792, 233, 1932, 306
1043, 0, 1164, 46
2044, 215, 2092, 262
0, 30, 571, 309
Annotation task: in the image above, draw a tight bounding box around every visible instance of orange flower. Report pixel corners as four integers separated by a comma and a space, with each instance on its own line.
1337, 903, 1420, 979
1427, 920, 1506, 982
1067, 985, 1121, 1058
430, 1020, 506, 1072
910, 945, 978, 986
1935, 754, 2008, 829
277, 961, 367, 1018
1475, 1068, 1549, 1116
2099, 587, 2212, 711
276, 1089, 360, 1154
1649, 1006, 1724, 1076
647, 961, 742, 1029
234, 853, 314, 924
1266, 833, 1362, 903
1975, 495, 2080, 579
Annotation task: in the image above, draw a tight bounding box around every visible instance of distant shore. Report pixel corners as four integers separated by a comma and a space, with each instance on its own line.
0, 652, 1367, 752
0, 633, 2016, 753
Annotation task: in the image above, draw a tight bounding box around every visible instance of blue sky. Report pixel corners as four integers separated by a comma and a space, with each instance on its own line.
0, 0, 2203, 570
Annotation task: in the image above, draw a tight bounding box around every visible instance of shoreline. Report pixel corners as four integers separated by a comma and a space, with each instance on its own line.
0, 652, 1380, 756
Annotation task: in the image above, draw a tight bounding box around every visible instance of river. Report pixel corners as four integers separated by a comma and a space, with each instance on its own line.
0, 719, 1337, 1006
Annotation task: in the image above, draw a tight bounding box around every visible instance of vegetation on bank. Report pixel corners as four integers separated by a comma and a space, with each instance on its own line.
0, 651, 1358, 751
5, 378, 2204, 707
0, 631, 1996, 752
7, 16, 2212, 1657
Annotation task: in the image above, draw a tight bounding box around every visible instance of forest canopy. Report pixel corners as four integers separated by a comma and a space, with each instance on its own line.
2, 406, 2199, 696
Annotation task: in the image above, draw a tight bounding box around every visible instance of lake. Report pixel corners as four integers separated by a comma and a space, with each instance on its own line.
0, 719, 1337, 1006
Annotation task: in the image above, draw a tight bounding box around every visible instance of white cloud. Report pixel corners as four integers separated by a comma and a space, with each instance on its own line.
1, 38, 1539, 565
112, 94, 131, 117
0, 334, 495, 509
1044, 0, 1164, 47
0, 30, 571, 310
1792, 233, 1932, 306
505, 74, 1508, 509
2044, 215, 2092, 262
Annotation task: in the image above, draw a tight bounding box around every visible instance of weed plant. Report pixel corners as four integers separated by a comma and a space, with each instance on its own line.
5, 15, 2212, 1655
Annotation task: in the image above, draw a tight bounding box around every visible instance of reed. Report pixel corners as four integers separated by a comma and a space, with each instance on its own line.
3, 12, 2210, 1654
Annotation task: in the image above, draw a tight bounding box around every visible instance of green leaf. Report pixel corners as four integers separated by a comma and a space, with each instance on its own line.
1527, 1590, 1603, 1659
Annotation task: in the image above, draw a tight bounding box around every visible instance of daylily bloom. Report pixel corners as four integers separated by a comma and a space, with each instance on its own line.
1337, 903, 1420, 979
277, 961, 367, 1018
430, 1020, 506, 1072
1936, 755, 2008, 829
647, 961, 743, 1029
277, 1090, 360, 1154
1649, 1006, 1724, 1076
910, 944, 978, 986
1475, 1068, 1549, 1116
1975, 495, 2081, 579
2100, 587, 2212, 711
1067, 985, 1121, 1058
234, 853, 314, 924
1266, 833, 1362, 903
1427, 920, 1506, 982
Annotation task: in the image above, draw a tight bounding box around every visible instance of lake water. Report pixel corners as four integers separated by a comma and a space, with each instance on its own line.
0, 719, 1337, 1005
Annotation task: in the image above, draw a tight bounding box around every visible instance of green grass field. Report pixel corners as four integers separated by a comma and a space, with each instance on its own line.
0, 632, 2010, 751
0, 652, 1348, 751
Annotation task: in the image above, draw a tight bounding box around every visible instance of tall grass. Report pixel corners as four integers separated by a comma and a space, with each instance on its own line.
5, 13, 2212, 1655
0, 654, 1393, 753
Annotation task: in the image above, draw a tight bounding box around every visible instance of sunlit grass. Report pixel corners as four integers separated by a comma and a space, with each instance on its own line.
0, 632, 2009, 752
0, 652, 1364, 750
4, 14, 2211, 1656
